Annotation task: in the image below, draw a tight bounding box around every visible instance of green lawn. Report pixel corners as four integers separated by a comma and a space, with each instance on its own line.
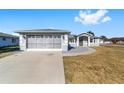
0, 45, 19, 58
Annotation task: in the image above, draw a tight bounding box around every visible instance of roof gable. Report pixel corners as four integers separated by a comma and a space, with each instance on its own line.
78, 32, 93, 37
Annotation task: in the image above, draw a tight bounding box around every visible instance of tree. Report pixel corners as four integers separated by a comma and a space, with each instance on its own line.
100, 35, 107, 40
87, 31, 95, 36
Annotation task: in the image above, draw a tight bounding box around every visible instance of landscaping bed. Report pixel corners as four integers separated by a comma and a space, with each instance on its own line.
0, 46, 19, 58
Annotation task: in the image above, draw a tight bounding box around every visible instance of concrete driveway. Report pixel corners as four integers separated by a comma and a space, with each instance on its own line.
0, 51, 65, 84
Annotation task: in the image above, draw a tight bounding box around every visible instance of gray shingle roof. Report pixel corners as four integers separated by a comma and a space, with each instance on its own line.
91, 36, 100, 39
0, 32, 18, 38
15, 29, 71, 34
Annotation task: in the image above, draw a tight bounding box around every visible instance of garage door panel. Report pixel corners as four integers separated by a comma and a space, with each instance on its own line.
37, 43, 46, 48
54, 38, 60, 41
27, 35, 61, 49
45, 35, 53, 43
53, 35, 61, 49
46, 43, 53, 48
46, 39, 53, 43
53, 35, 61, 43
37, 39, 44, 43
28, 43, 37, 48
28, 36, 36, 43
53, 43, 61, 48
36, 36, 44, 43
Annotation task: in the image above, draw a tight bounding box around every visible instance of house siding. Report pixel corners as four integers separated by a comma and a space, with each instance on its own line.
0, 37, 19, 47
90, 38, 100, 46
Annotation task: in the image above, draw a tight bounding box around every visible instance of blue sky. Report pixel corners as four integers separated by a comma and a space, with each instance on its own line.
0, 9, 123, 38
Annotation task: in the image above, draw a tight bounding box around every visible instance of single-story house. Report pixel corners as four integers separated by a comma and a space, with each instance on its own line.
16, 29, 100, 52
99, 37, 104, 44
16, 29, 70, 51
109, 37, 124, 44
0, 32, 19, 47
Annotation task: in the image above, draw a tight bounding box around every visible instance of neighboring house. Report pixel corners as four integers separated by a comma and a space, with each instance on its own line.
16, 29, 70, 51
99, 38, 104, 44
109, 37, 124, 44
16, 29, 100, 52
101, 39, 112, 45
98, 36, 112, 45
0, 32, 19, 47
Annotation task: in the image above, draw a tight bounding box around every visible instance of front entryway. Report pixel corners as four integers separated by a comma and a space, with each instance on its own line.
79, 36, 88, 46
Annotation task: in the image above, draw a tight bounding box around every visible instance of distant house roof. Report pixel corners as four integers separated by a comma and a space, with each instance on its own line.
91, 36, 100, 39
0, 32, 18, 38
68, 34, 77, 39
15, 29, 71, 34
109, 37, 124, 41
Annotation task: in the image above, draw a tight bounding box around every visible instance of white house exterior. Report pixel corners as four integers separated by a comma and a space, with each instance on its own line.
16, 29, 100, 52
69, 33, 100, 47
16, 29, 70, 52
0, 32, 19, 47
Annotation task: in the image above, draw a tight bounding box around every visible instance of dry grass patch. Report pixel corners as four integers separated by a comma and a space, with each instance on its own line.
63, 46, 124, 84
0, 52, 15, 58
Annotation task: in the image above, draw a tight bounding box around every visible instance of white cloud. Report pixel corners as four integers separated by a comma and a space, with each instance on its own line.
75, 9, 111, 25
102, 16, 111, 22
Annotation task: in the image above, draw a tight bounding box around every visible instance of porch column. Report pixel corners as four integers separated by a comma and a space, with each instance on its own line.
74, 38, 76, 43
77, 36, 79, 46
97, 38, 100, 46
88, 36, 90, 46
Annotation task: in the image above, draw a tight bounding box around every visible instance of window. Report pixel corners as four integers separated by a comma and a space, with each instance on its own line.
28, 35, 35, 38
48, 35, 52, 38
54, 35, 61, 38
2, 37, 6, 41
90, 39, 93, 43
36, 35, 43, 38
63, 36, 65, 39
69, 38, 75, 43
45, 35, 52, 38
57, 35, 61, 38
12, 38, 16, 43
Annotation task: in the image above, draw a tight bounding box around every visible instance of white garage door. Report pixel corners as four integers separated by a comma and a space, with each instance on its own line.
27, 35, 61, 49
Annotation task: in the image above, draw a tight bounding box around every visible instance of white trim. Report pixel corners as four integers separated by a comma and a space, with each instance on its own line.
77, 36, 79, 46
61, 35, 63, 49
27, 48, 62, 51
78, 33, 92, 37
88, 36, 90, 46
